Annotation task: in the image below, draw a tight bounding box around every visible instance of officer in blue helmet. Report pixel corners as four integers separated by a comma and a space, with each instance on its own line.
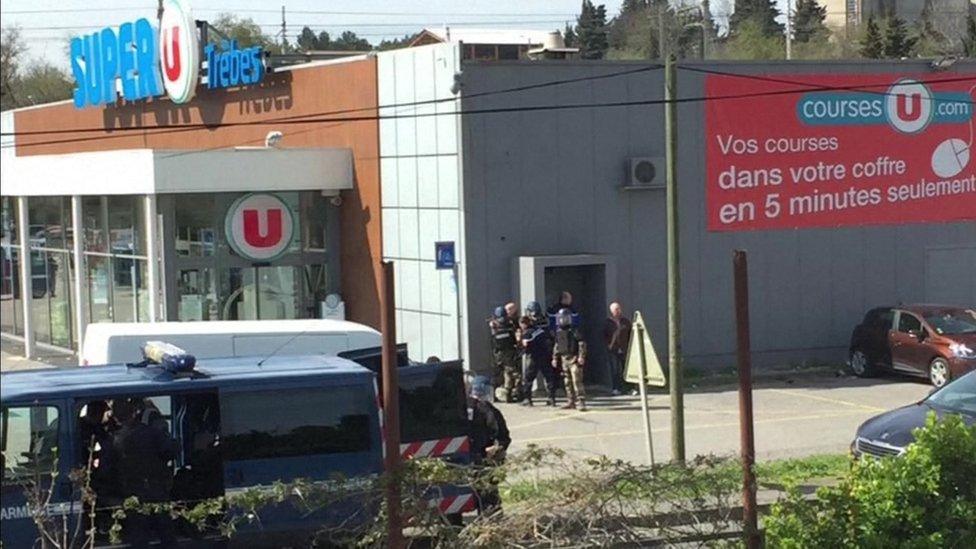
519, 301, 557, 406
552, 307, 588, 411
487, 305, 521, 402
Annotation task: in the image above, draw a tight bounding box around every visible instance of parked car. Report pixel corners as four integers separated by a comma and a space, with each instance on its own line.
851, 370, 975, 458
848, 305, 976, 387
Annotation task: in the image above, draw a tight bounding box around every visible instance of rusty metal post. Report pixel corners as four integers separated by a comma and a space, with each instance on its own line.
734, 250, 760, 548
381, 261, 404, 548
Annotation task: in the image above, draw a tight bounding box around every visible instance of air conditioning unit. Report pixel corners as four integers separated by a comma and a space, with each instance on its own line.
622, 157, 665, 190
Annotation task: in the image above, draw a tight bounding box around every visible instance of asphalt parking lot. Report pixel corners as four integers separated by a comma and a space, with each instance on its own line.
500, 373, 933, 463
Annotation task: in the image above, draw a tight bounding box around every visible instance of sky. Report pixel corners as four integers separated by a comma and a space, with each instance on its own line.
0, 0, 794, 71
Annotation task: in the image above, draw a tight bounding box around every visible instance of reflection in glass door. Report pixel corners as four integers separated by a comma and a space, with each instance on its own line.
219, 266, 300, 321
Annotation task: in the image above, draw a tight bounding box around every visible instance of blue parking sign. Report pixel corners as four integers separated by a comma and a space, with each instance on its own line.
435, 241, 456, 270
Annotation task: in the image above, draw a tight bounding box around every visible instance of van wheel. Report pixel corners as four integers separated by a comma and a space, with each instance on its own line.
929, 358, 951, 388
850, 349, 874, 377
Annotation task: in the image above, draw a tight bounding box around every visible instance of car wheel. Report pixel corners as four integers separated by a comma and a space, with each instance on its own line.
929, 358, 951, 388
850, 349, 874, 377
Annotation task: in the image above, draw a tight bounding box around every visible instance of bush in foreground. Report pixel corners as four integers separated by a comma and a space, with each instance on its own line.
765, 413, 976, 548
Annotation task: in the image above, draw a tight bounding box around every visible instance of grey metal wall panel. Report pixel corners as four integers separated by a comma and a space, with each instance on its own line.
461, 60, 976, 372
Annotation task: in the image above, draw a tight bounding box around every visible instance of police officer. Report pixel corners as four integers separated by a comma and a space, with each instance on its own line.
552, 308, 588, 411
468, 379, 511, 514
488, 305, 521, 402
520, 301, 557, 406
112, 398, 177, 547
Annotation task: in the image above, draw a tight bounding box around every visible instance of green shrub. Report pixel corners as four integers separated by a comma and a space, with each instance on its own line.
765, 413, 976, 548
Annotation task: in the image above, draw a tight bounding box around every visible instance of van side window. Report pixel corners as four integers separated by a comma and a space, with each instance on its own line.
401, 367, 468, 442
220, 388, 372, 461
2, 406, 60, 484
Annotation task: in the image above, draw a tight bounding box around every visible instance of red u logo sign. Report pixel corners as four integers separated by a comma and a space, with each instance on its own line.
896, 93, 922, 122
161, 26, 181, 81
242, 209, 282, 248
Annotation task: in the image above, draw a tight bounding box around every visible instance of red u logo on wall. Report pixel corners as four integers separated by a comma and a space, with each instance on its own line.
226, 194, 295, 261
242, 209, 283, 248
896, 93, 922, 122
161, 26, 182, 81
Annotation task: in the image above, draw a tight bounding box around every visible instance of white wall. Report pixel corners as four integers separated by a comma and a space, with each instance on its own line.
377, 43, 467, 363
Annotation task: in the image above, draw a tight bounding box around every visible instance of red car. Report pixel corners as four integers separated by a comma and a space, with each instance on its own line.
849, 305, 976, 387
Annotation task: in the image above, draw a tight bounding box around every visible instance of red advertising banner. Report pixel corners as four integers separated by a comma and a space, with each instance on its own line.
705, 73, 976, 231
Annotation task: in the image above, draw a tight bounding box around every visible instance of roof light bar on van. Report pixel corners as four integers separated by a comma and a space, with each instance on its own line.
140, 340, 196, 373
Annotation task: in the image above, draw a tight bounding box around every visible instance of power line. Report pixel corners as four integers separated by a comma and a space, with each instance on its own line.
13, 20, 573, 32
4, 71, 972, 150
0, 6, 576, 16
3, 64, 667, 138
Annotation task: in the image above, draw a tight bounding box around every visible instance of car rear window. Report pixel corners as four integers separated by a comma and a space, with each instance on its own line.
220, 386, 373, 460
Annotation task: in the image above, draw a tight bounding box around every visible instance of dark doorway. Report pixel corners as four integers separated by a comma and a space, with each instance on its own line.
544, 265, 608, 386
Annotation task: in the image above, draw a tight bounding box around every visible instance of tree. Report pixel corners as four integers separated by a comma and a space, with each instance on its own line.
964, 15, 976, 57
576, 1, 609, 59
884, 17, 917, 58
17, 62, 72, 106
331, 31, 371, 51
914, 1, 949, 57
718, 17, 784, 59
297, 26, 319, 51
1, 27, 72, 110
211, 13, 280, 53
376, 33, 417, 51
1, 27, 25, 110
729, 0, 784, 38
563, 22, 579, 48
860, 17, 885, 58
792, 0, 828, 43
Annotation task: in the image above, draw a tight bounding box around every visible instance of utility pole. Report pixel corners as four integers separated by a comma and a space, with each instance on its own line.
280, 5, 287, 53
381, 261, 405, 549
157, 0, 163, 22
734, 250, 760, 549
664, 53, 685, 464
785, 0, 793, 60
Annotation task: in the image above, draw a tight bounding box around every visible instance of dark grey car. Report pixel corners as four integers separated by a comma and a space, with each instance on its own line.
851, 371, 976, 458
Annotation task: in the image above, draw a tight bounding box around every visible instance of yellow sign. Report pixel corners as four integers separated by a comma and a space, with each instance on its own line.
624, 311, 666, 387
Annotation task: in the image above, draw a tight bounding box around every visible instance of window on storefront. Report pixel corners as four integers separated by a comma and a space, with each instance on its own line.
82, 196, 149, 326
171, 192, 332, 322
174, 194, 216, 257
27, 197, 74, 348
1, 197, 23, 336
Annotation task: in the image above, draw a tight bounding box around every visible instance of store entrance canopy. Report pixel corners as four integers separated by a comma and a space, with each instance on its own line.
0, 148, 354, 196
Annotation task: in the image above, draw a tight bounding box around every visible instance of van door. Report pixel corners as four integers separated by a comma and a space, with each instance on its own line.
1, 401, 70, 549
218, 381, 382, 539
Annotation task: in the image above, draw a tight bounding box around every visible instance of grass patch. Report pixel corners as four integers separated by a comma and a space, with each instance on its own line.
755, 453, 849, 487
501, 453, 850, 504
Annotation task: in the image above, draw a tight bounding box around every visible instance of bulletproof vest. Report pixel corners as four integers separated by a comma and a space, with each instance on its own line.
555, 327, 580, 356
490, 318, 516, 352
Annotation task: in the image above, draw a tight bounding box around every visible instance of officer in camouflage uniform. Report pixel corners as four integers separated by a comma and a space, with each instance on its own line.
552, 308, 587, 411
488, 305, 521, 402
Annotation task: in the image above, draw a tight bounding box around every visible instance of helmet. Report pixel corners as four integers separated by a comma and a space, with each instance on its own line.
493, 306, 506, 319
556, 308, 573, 328
470, 376, 493, 400
525, 301, 542, 316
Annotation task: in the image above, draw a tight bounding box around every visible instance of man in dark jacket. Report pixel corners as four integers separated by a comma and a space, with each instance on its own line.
520, 302, 557, 406
468, 380, 511, 514
603, 302, 632, 396
112, 398, 177, 547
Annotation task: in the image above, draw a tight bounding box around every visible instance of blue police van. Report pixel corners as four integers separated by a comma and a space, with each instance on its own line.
0, 347, 471, 547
